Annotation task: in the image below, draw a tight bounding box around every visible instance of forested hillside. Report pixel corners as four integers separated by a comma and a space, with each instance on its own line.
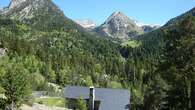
0, 0, 194, 110
0, 0, 128, 109
120, 8, 195, 110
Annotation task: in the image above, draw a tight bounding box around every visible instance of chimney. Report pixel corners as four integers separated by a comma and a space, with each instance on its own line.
89, 86, 95, 110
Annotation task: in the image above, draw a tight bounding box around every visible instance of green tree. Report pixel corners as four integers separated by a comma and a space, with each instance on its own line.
76, 98, 87, 110
158, 15, 195, 110
0, 57, 31, 109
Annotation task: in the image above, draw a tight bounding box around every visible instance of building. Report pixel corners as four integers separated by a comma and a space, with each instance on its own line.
64, 86, 130, 110
0, 42, 6, 57
0, 48, 6, 57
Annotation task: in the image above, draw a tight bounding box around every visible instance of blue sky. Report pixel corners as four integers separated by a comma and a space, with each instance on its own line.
0, 0, 195, 25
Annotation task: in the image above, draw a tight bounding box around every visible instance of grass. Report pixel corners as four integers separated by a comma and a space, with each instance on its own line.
35, 97, 65, 107
121, 40, 141, 48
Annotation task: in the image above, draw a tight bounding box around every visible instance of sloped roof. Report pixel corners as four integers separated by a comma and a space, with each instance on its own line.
64, 86, 130, 110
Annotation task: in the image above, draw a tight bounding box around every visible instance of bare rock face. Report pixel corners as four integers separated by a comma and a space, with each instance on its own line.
0, 0, 62, 20
95, 11, 161, 40
0, 0, 82, 31
8, 0, 27, 9
95, 11, 143, 39
75, 19, 96, 29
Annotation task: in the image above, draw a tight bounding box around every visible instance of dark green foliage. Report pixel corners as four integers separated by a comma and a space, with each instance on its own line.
0, 56, 31, 109
76, 98, 87, 110
0, 16, 123, 88
120, 15, 195, 110
158, 15, 195, 110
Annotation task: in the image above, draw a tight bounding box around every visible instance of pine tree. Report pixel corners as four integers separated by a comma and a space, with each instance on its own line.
1, 57, 31, 109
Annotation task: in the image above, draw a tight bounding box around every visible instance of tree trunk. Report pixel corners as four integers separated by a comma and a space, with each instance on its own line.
191, 80, 195, 110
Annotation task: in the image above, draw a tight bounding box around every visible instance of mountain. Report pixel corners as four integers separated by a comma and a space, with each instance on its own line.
95, 11, 143, 39
1, 0, 61, 20
0, 0, 122, 98
119, 8, 195, 110
95, 11, 159, 40
75, 19, 96, 29
138, 7, 195, 46
165, 7, 195, 26
121, 7, 195, 80
0, 0, 121, 89
121, 7, 195, 67
0, 0, 83, 31
134, 20, 160, 32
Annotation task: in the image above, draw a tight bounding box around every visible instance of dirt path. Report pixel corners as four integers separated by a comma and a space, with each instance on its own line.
21, 103, 70, 110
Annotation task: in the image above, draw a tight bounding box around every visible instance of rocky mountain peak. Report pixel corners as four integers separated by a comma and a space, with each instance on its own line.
95, 11, 143, 39
8, 0, 27, 9
7, 0, 55, 10
106, 11, 134, 24
0, 0, 78, 31
95, 11, 160, 40
111, 11, 124, 16
1, 0, 62, 21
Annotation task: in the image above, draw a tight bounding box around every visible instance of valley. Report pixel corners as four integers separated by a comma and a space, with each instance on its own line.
0, 0, 194, 110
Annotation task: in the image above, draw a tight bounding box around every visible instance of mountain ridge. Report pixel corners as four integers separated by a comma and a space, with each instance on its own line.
1, 0, 61, 19
165, 7, 195, 26
0, 0, 87, 32
95, 11, 159, 40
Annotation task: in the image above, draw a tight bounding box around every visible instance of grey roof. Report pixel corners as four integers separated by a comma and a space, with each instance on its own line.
64, 86, 130, 110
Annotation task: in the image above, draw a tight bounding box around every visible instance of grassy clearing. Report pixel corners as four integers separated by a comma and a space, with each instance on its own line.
121, 40, 141, 48
35, 97, 65, 107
